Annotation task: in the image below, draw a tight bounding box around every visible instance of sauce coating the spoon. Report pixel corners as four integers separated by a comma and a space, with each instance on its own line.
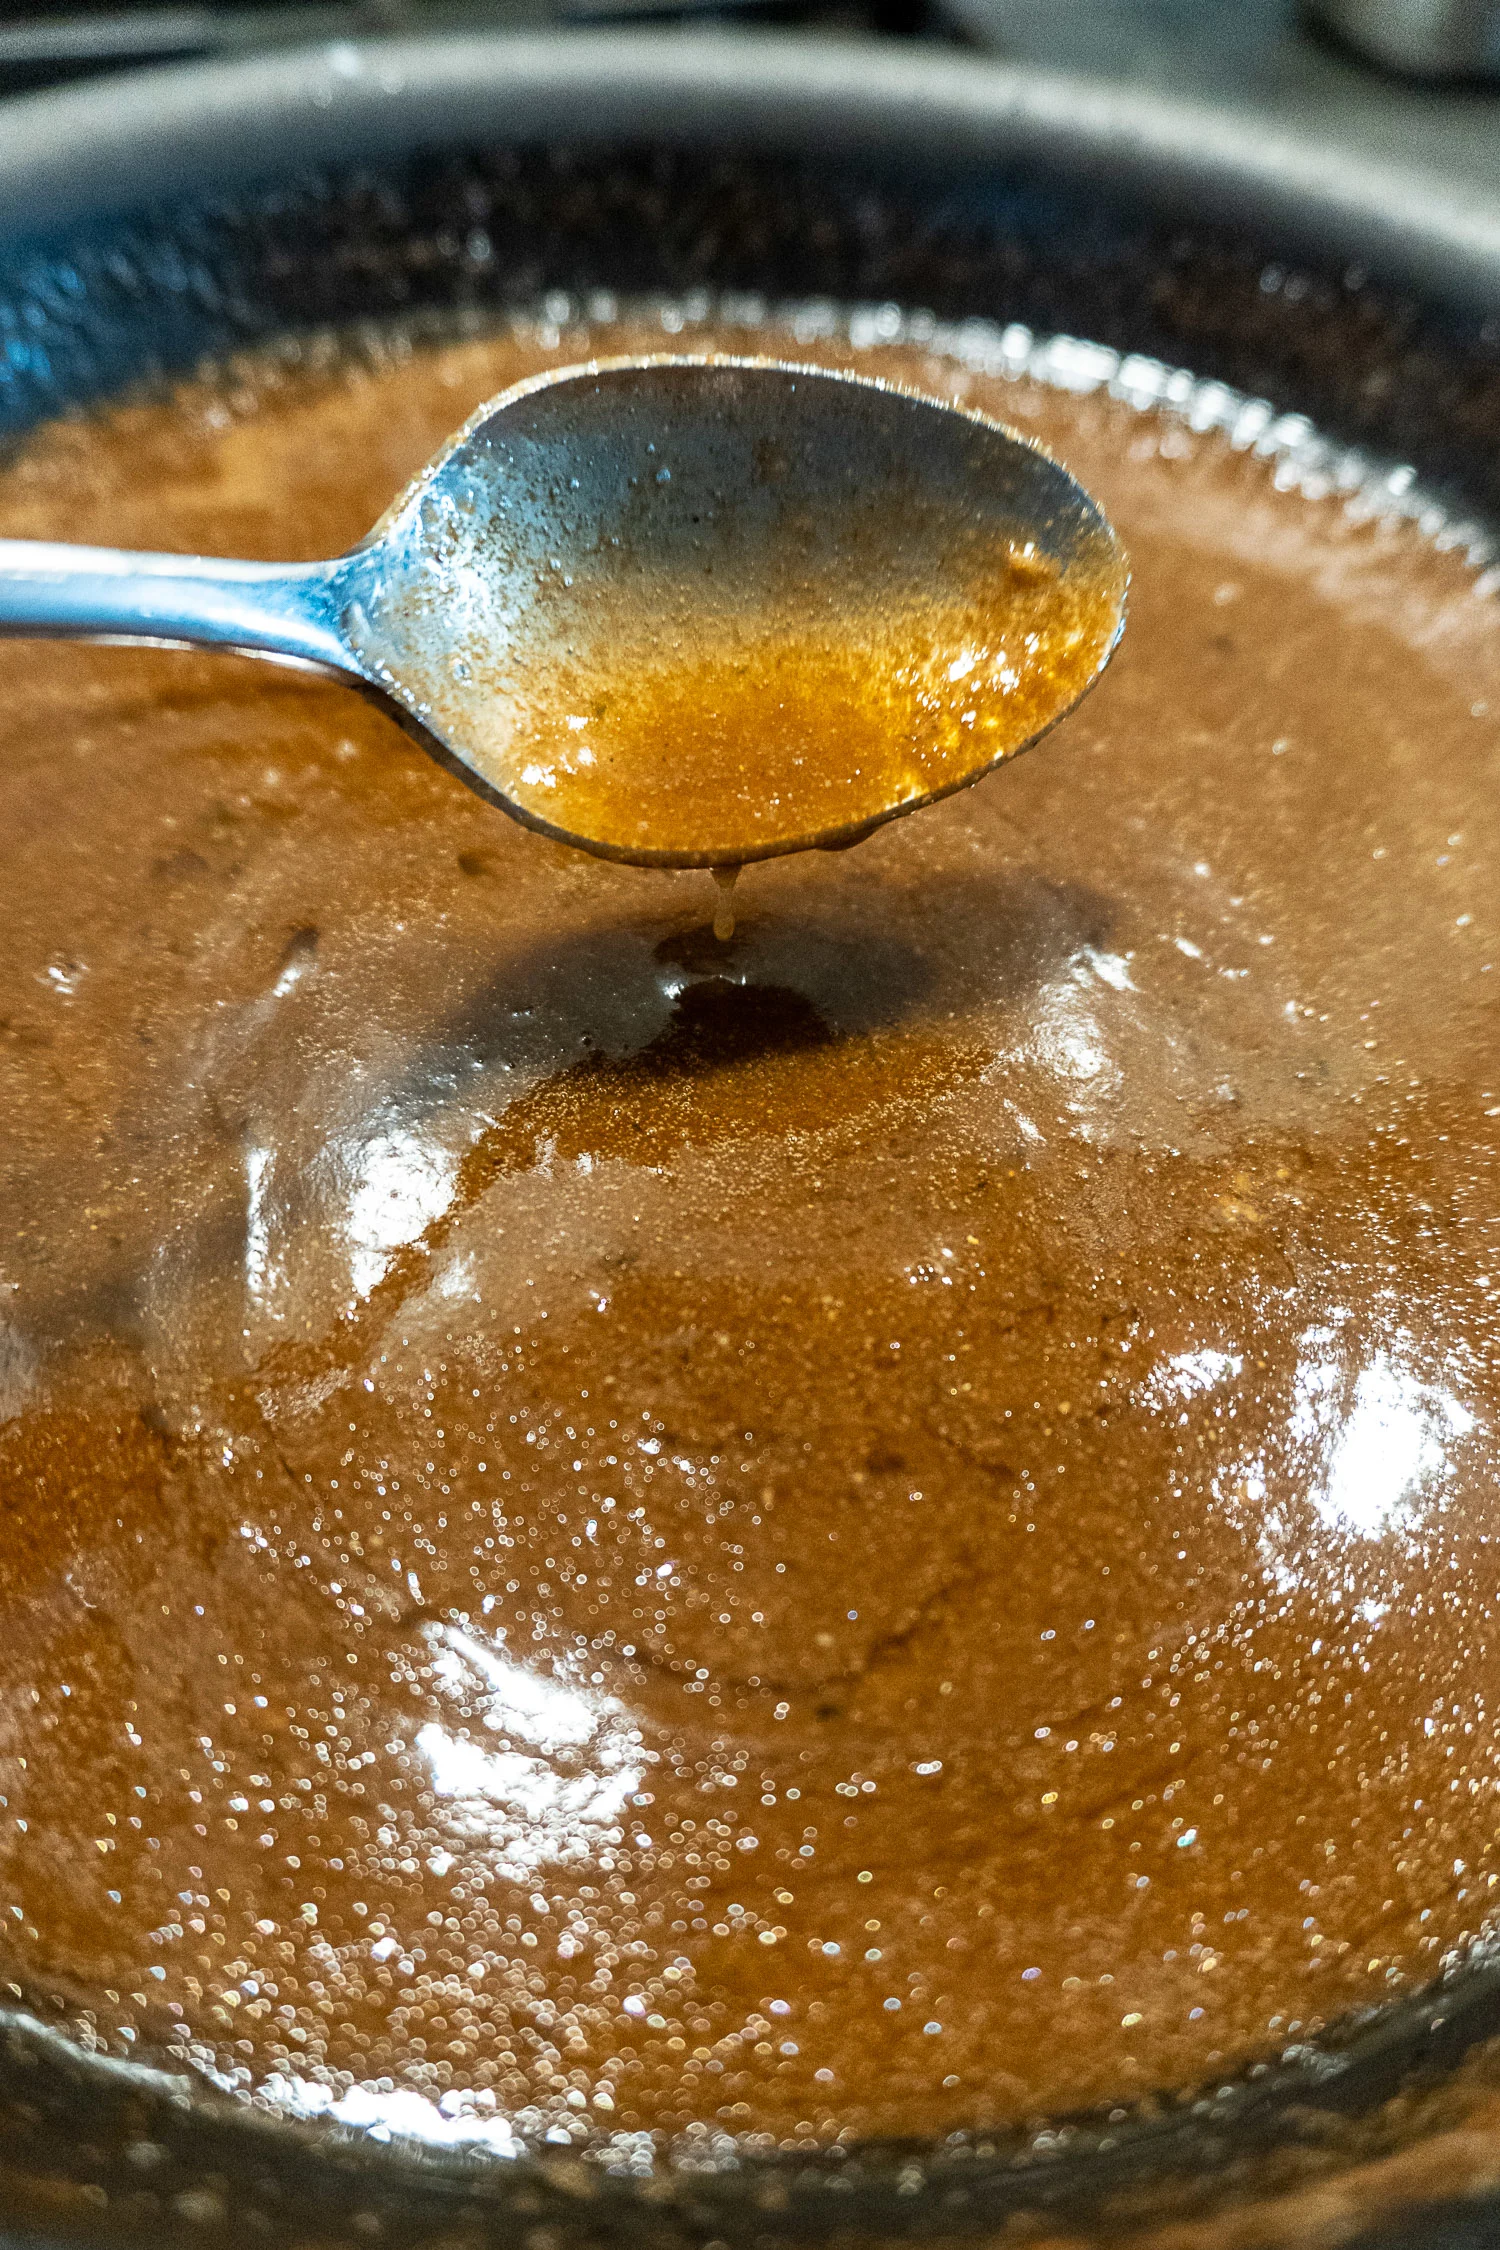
431, 541, 1122, 862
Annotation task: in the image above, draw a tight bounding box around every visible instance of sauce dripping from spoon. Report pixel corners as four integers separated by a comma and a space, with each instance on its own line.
711, 864, 740, 941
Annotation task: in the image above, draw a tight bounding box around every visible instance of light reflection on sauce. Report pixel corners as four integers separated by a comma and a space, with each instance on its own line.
0, 313, 1498, 2168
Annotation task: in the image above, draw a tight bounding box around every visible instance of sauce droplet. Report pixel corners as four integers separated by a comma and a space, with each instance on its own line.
711, 865, 740, 942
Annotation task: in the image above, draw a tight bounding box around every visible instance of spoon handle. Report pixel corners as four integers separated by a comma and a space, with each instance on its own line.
0, 540, 361, 678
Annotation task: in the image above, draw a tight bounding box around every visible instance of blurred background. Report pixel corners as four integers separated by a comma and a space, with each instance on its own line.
0, 0, 1497, 197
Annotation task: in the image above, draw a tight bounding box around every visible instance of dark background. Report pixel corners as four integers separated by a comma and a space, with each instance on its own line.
0, 0, 1496, 191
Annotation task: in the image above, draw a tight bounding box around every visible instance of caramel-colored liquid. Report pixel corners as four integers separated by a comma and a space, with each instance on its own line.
439, 554, 1121, 862
1, 317, 1499, 2159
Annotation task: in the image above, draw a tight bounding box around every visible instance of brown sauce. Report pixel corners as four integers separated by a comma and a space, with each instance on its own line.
1, 315, 1499, 2159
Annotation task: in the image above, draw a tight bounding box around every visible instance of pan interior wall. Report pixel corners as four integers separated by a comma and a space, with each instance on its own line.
2, 143, 1500, 522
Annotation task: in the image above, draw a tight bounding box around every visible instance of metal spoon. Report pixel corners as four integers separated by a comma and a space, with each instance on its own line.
0, 354, 1127, 868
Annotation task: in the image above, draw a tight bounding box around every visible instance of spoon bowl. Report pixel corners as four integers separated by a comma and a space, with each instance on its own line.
0, 354, 1127, 867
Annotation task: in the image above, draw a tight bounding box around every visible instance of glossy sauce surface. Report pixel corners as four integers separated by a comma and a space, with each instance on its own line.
1, 317, 1499, 2157
454, 565, 1120, 865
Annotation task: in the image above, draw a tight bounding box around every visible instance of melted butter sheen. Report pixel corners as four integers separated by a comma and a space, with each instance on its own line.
1, 318, 1500, 2155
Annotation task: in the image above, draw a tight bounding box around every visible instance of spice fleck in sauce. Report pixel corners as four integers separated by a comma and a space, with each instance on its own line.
0, 316, 1498, 2159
